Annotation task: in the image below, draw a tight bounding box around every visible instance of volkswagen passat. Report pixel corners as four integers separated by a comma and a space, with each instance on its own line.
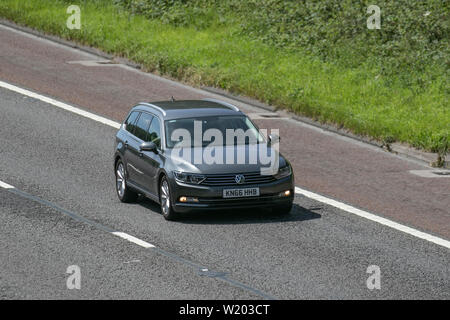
114, 99, 294, 220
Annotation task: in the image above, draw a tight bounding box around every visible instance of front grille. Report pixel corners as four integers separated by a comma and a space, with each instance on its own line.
201, 172, 276, 186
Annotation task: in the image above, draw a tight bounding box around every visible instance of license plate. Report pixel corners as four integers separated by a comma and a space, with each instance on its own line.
223, 187, 260, 198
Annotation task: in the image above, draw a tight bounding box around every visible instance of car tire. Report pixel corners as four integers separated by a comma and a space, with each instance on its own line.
115, 160, 138, 203
273, 203, 292, 215
159, 176, 177, 221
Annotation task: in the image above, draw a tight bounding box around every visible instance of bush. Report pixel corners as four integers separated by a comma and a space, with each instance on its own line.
114, 0, 449, 88
2, 0, 447, 155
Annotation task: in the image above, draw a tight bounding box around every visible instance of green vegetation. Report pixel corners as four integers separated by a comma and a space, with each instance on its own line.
0, 0, 448, 153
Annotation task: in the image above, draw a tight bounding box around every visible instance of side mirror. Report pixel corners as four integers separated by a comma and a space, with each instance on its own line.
268, 134, 280, 144
140, 141, 157, 153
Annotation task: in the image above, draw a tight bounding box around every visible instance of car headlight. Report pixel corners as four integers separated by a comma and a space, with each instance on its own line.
173, 171, 206, 184
274, 165, 292, 179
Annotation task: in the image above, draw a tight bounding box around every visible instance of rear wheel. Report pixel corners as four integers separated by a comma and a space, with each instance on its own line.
160, 177, 177, 221
115, 160, 138, 203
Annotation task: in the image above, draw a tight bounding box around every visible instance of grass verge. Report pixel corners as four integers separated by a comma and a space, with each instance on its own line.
0, 0, 448, 154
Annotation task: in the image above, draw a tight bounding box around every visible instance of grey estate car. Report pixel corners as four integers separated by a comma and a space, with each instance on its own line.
114, 99, 294, 220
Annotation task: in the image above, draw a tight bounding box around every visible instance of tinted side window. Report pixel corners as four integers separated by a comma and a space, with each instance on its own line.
125, 111, 139, 134
147, 117, 161, 148
134, 113, 153, 141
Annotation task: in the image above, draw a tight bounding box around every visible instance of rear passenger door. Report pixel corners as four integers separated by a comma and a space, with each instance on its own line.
139, 116, 163, 195
121, 110, 139, 175
125, 112, 153, 188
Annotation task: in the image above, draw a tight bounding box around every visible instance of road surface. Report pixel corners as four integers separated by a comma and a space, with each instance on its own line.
0, 23, 449, 299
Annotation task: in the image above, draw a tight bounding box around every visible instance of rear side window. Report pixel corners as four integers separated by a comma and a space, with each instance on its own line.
124, 111, 139, 134
147, 117, 161, 148
134, 112, 154, 141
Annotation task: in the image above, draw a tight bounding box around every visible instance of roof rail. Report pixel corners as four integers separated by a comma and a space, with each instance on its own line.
138, 102, 167, 116
202, 98, 240, 112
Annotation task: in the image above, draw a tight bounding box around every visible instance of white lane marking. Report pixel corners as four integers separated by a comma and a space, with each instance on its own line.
1, 80, 448, 250
67, 60, 116, 67
0, 180, 15, 189
0, 80, 121, 129
295, 187, 450, 249
0, 177, 155, 249
112, 232, 155, 248
248, 112, 289, 120
409, 170, 450, 178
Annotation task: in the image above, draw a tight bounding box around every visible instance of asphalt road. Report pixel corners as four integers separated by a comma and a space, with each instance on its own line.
1, 87, 449, 299
1, 23, 449, 240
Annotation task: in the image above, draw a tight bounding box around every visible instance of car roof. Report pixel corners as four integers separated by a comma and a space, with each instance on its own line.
132, 99, 243, 120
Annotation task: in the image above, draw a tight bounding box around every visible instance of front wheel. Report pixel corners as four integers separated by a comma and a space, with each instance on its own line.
160, 177, 177, 221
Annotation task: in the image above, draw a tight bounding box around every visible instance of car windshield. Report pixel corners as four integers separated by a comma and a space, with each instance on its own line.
165, 115, 265, 148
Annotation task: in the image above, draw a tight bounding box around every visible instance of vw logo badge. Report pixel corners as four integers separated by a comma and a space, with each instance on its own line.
235, 174, 245, 184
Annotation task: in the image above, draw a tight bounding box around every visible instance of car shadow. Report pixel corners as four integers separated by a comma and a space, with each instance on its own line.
137, 196, 321, 225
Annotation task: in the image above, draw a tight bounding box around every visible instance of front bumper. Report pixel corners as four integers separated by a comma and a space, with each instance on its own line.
170, 175, 294, 213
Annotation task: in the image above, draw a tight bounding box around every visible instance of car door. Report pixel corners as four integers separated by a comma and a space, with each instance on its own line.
138, 116, 163, 195
125, 112, 153, 188
121, 110, 140, 179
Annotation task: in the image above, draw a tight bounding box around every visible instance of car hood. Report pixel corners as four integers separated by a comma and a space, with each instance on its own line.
164, 144, 287, 175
